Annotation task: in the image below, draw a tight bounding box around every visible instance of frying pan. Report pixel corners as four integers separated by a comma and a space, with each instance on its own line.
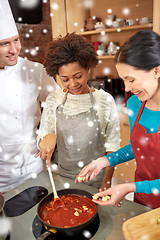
37, 188, 98, 238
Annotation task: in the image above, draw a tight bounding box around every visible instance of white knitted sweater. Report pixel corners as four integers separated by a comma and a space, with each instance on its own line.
38, 88, 120, 152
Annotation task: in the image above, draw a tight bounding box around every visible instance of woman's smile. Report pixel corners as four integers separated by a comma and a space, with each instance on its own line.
70, 85, 82, 93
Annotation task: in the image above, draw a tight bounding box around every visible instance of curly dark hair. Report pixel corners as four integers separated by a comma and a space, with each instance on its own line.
44, 32, 98, 78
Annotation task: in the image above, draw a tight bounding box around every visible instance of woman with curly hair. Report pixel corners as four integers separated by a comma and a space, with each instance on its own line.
37, 33, 120, 189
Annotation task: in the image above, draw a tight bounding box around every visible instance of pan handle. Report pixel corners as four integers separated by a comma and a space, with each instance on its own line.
36, 231, 50, 240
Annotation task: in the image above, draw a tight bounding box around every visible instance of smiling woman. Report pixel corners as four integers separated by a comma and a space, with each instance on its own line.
76, 30, 160, 209
58, 62, 90, 95
37, 33, 120, 190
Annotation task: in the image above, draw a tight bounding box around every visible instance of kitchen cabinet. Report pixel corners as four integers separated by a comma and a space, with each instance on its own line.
50, 0, 157, 79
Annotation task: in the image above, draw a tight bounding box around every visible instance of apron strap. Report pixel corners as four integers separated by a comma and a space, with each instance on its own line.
88, 87, 94, 105
135, 101, 146, 123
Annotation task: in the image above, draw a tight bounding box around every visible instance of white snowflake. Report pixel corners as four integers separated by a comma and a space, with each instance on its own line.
83, 230, 92, 238
43, 29, 48, 34
107, 9, 112, 14
22, 66, 26, 70
103, 67, 110, 75
51, 3, 59, 11
35, 46, 39, 51
74, 22, 78, 27
64, 182, 70, 189
128, 108, 134, 117
100, 31, 105, 36
30, 48, 37, 56
31, 172, 37, 179
67, 136, 74, 144
25, 33, 30, 38
105, 142, 110, 148
78, 161, 84, 168
152, 188, 159, 195
41, 102, 46, 108
88, 121, 94, 127
25, 49, 29, 53
139, 136, 148, 145
122, 8, 130, 15
51, 163, 58, 172
47, 85, 54, 92
18, 17, 22, 22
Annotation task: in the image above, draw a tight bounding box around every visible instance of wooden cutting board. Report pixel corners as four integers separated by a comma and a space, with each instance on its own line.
122, 208, 160, 240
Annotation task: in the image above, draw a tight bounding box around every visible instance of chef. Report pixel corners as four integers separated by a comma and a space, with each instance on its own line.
0, 0, 58, 193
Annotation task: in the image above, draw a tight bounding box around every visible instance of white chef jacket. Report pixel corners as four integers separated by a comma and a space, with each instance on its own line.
0, 56, 58, 192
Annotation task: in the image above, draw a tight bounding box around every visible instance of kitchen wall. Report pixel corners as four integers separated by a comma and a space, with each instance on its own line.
16, 0, 52, 64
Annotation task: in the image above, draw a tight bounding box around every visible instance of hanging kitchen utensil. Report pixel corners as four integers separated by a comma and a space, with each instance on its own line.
47, 166, 64, 210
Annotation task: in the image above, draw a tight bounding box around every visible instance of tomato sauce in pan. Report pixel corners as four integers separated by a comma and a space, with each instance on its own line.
39, 194, 97, 228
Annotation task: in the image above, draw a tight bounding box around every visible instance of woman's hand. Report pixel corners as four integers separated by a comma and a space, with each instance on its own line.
92, 183, 136, 207
39, 134, 56, 167
75, 156, 110, 183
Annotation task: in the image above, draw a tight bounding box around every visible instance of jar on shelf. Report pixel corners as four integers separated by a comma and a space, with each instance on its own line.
108, 41, 117, 55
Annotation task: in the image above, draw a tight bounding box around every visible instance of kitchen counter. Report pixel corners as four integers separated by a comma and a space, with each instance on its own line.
4, 170, 151, 240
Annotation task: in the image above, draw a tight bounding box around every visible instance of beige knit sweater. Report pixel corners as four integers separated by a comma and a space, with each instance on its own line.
37, 88, 120, 152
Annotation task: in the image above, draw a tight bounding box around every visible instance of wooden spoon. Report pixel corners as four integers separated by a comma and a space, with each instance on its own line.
47, 166, 64, 210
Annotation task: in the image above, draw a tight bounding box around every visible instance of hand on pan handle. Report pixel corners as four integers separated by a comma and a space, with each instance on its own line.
75, 156, 110, 183
39, 134, 56, 167
92, 183, 136, 207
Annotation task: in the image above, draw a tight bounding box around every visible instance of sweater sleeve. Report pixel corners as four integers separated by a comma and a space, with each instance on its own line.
37, 91, 57, 144
135, 179, 160, 194
105, 143, 135, 167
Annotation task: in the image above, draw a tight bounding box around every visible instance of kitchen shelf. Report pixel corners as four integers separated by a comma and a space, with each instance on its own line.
78, 23, 153, 36
97, 55, 115, 60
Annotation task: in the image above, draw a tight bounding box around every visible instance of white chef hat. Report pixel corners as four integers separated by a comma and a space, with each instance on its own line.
0, 0, 19, 40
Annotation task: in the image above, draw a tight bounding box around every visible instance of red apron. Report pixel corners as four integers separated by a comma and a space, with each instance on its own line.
130, 101, 160, 208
